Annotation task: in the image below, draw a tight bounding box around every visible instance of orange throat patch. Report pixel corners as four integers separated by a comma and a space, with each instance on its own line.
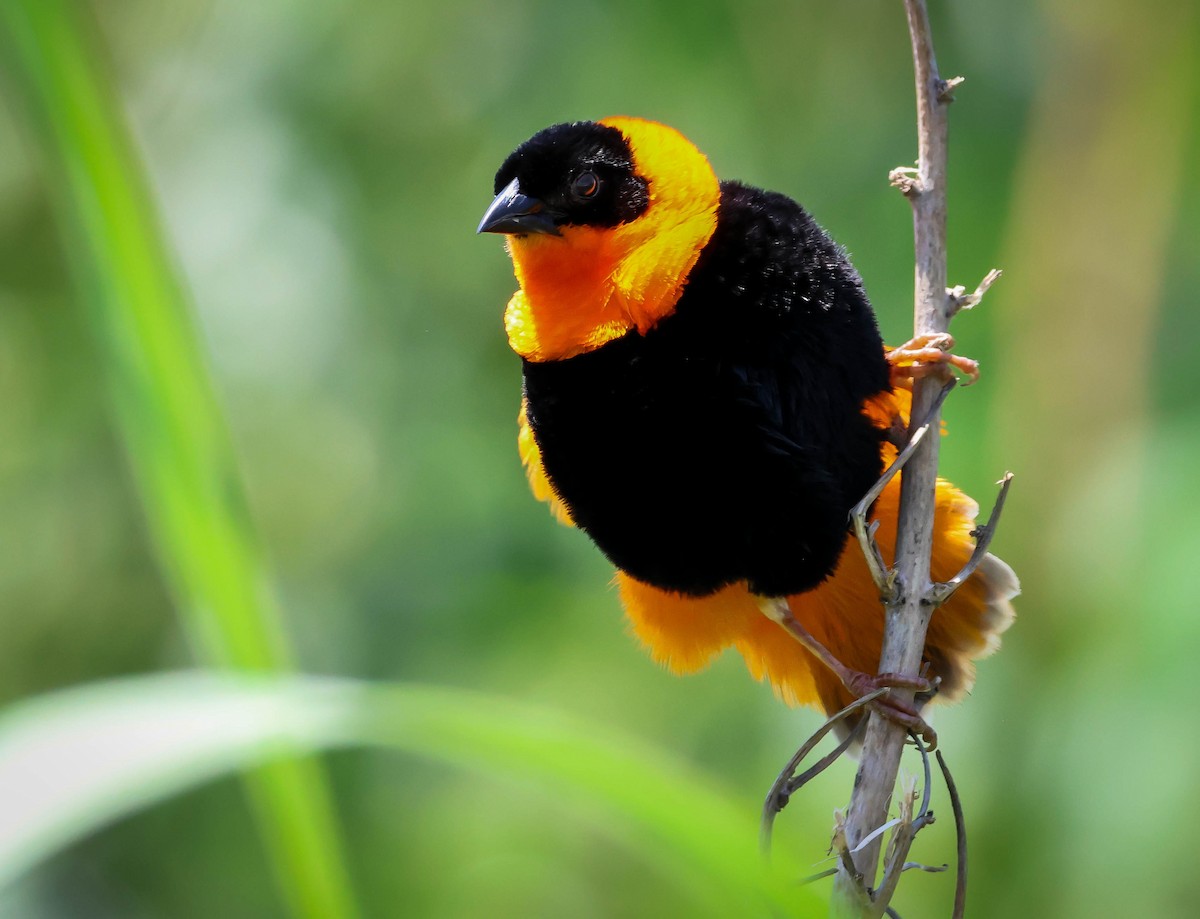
503, 117, 721, 362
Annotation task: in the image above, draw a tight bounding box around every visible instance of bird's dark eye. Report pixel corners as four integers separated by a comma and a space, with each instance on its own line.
571, 171, 600, 199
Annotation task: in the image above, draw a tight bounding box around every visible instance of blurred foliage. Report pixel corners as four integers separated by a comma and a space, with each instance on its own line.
0, 0, 1197, 917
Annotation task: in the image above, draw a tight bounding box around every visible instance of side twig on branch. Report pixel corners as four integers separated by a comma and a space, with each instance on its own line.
761, 692, 882, 855
850, 378, 955, 600
936, 750, 969, 919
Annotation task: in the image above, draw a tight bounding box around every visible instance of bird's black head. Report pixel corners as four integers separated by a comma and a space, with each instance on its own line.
478, 121, 650, 236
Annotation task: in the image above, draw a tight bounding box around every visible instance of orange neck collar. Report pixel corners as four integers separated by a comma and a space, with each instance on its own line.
504, 117, 721, 362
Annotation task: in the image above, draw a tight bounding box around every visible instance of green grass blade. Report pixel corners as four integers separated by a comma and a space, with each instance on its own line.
0, 5, 358, 917
0, 674, 825, 917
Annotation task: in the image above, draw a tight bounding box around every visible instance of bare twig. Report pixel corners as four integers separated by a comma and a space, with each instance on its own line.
801, 867, 840, 885
851, 425, 929, 598
936, 75, 965, 102
850, 379, 955, 598
901, 862, 948, 874
913, 730, 933, 821
872, 733, 937, 915
931, 472, 1014, 604
786, 719, 867, 795
837, 837, 861, 882
761, 692, 883, 854
888, 165, 920, 196
949, 268, 1002, 316
937, 750, 969, 919
833, 813, 871, 915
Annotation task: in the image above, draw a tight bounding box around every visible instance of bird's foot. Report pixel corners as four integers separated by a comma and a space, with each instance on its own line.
887, 332, 979, 387
841, 669, 939, 750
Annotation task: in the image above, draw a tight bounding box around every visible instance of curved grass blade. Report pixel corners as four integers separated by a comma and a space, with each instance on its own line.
0, 674, 824, 918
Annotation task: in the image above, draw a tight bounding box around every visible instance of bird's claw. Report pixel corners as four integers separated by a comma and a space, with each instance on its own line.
886, 332, 979, 387
843, 669, 939, 750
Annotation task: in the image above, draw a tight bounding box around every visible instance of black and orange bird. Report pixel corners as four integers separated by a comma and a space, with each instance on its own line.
478, 117, 1017, 739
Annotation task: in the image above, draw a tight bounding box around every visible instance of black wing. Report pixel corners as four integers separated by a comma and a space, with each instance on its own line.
523, 181, 892, 597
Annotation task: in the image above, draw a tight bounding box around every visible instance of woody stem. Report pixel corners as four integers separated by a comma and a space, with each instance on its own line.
833, 1, 954, 916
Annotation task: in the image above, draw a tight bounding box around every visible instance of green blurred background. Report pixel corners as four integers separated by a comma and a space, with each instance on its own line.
1, 0, 1197, 916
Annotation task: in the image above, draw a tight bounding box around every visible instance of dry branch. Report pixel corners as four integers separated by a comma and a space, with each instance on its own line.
830, 2, 1001, 915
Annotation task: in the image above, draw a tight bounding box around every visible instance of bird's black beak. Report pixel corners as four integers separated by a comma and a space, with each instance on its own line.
477, 178, 562, 237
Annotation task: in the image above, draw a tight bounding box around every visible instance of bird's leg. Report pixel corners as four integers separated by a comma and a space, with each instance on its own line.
886, 332, 979, 387
758, 597, 938, 748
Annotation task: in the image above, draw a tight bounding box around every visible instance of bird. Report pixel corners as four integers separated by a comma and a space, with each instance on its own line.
477, 116, 1017, 741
